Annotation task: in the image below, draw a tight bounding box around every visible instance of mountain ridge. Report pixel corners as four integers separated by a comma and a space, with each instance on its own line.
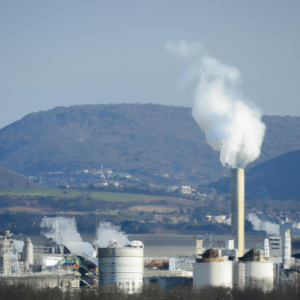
0, 103, 300, 184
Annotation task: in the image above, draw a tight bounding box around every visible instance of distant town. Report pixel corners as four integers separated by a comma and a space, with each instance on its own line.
27, 168, 206, 196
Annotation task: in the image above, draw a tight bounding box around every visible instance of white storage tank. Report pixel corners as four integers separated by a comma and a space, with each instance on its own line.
97, 240, 144, 294
22, 238, 34, 265
193, 260, 233, 288
245, 262, 273, 291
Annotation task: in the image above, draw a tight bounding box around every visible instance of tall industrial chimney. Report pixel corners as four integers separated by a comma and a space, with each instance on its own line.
231, 168, 245, 257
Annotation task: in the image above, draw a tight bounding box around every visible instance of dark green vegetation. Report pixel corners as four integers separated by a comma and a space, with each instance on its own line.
2, 281, 300, 300
0, 190, 231, 235
0, 187, 151, 202
0, 104, 224, 182
249, 115, 300, 169
121, 220, 232, 235
1, 104, 300, 183
0, 213, 105, 235
0, 183, 295, 235
0, 212, 232, 235
0, 190, 260, 235
0, 166, 37, 187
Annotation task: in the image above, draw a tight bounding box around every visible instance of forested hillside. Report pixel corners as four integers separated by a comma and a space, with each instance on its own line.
0, 104, 300, 183
0, 166, 37, 187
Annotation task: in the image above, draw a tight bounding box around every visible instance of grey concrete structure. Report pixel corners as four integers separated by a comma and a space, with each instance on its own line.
0, 272, 79, 289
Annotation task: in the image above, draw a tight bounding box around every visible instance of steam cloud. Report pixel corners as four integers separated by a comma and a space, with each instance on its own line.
93, 222, 129, 247
40, 217, 82, 243
166, 41, 266, 168
247, 213, 280, 235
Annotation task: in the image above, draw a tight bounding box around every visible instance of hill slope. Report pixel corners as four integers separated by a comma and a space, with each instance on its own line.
0, 104, 225, 182
247, 115, 300, 169
0, 104, 300, 183
0, 166, 37, 187
246, 149, 300, 200
208, 149, 300, 200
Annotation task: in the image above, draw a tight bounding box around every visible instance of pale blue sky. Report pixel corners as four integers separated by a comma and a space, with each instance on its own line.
1, 1, 300, 129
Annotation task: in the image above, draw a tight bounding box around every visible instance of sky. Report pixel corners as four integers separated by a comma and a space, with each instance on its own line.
1, 1, 300, 129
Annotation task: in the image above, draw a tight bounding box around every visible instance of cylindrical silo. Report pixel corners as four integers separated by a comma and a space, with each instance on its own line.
97, 241, 144, 294
22, 238, 34, 265
245, 262, 274, 292
193, 261, 233, 288
231, 168, 245, 257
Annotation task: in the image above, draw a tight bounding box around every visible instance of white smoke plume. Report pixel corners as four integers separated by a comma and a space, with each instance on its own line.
165, 41, 266, 168
40, 217, 82, 243
247, 213, 280, 235
93, 222, 129, 247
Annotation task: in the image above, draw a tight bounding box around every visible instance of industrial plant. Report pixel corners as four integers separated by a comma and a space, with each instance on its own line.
192, 166, 298, 291
0, 189, 298, 295
0, 169, 296, 293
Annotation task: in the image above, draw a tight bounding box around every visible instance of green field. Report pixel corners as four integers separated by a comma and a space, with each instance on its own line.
0, 187, 151, 202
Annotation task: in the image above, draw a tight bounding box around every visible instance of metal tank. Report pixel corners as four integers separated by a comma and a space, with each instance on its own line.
245, 261, 274, 291
22, 238, 34, 265
97, 240, 144, 294
231, 168, 245, 257
193, 261, 232, 288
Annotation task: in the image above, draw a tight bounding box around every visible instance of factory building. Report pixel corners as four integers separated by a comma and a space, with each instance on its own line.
97, 240, 144, 294
0, 231, 80, 289
265, 235, 283, 264
269, 236, 282, 257
0, 212, 297, 293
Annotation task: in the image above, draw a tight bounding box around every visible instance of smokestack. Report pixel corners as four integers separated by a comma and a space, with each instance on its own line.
231, 168, 245, 257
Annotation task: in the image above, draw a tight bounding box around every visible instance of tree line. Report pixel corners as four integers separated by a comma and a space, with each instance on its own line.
0, 281, 300, 300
